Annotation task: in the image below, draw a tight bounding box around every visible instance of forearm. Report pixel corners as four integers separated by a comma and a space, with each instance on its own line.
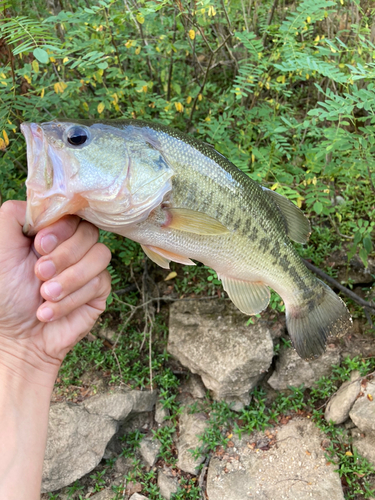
0, 338, 59, 500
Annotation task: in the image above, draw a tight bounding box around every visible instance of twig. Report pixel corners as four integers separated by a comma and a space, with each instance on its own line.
262, 0, 279, 47
302, 259, 375, 314
112, 349, 124, 383
167, 14, 177, 101
104, 7, 124, 74
187, 32, 232, 128
198, 452, 211, 500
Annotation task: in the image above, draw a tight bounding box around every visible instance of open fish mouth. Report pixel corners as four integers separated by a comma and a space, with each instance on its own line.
21, 122, 88, 236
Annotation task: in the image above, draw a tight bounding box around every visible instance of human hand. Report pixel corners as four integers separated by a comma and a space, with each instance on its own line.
0, 201, 111, 386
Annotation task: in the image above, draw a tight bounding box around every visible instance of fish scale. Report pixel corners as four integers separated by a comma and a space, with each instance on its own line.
21, 119, 352, 360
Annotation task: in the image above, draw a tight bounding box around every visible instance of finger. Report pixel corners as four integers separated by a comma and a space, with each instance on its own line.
35, 221, 99, 282
33, 215, 81, 256
37, 269, 111, 322
0, 201, 29, 251
40, 243, 111, 302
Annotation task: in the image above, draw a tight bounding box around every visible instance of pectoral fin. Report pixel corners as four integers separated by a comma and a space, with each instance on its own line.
141, 244, 195, 269
167, 208, 229, 235
262, 187, 311, 244
221, 276, 270, 315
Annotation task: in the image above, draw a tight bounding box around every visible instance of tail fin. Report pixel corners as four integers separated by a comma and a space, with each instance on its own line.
285, 279, 352, 360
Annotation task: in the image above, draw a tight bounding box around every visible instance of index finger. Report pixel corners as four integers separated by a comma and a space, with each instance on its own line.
34, 216, 81, 256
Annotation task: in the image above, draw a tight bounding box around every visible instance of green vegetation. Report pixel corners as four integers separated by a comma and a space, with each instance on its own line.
2, 0, 375, 499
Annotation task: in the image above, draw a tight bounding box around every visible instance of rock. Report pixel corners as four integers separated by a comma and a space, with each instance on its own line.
139, 436, 161, 466
42, 390, 157, 492
115, 456, 133, 475
349, 380, 375, 433
89, 489, 117, 500
157, 470, 179, 499
352, 428, 375, 467
168, 300, 274, 409
155, 399, 170, 425
129, 494, 151, 500
177, 406, 209, 474
325, 370, 361, 424
206, 418, 344, 500
268, 345, 341, 390
181, 374, 207, 399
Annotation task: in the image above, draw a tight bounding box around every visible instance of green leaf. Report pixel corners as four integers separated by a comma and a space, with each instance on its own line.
313, 201, 323, 215
97, 62, 108, 70
363, 236, 373, 254
359, 248, 368, 267
33, 47, 49, 64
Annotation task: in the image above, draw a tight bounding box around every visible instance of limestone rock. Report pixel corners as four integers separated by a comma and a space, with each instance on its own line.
89, 489, 117, 500
325, 370, 361, 424
168, 300, 274, 409
352, 428, 375, 467
157, 470, 179, 499
139, 436, 161, 466
206, 418, 344, 500
349, 380, 375, 433
177, 406, 209, 474
42, 390, 157, 492
268, 345, 341, 390
155, 399, 170, 425
129, 494, 151, 500
181, 374, 207, 399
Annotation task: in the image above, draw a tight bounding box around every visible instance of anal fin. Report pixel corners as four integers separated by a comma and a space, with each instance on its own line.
221, 276, 270, 315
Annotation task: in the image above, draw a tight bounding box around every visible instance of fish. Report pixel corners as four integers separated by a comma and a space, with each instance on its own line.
21, 119, 352, 360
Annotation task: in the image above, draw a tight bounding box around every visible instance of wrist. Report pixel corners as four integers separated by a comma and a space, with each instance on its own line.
0, 335, 60, 390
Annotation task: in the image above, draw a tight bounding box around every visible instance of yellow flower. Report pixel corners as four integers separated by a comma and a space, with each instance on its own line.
175, 102, 184, 113
97, 102, 105, 113
189, 30, 195, 40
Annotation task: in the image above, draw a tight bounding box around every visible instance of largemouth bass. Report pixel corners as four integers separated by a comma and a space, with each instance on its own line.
21, 120, 352, 360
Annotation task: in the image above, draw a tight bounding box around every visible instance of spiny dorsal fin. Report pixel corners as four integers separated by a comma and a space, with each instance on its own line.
167, 208, 230, 235
262, 187, 311, 244
220, 276, 270, 315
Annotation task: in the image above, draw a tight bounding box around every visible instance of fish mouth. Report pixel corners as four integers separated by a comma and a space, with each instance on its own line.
21, 122, 87, 237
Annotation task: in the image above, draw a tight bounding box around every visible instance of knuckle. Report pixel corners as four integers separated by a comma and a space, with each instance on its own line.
91, 275, 101, 293
0, 200, 18, 215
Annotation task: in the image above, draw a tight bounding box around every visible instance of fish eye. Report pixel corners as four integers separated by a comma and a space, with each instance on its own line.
66, 126, 90, 147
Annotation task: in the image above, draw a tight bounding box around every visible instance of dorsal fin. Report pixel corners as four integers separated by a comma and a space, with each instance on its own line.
262, 187, 311, 244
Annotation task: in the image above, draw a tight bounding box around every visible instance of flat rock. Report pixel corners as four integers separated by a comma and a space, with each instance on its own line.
157, 469, 179, 499
352, 428, 375, 467
349, 380, 375, 433
268, 345, 341, 390
177, 406, 209, 474
325, 370, 361, 424
206, 418, 344, 500
89, 489, 117, 500
130, 494, 151, 500
139, 436, 161, 466
168, 300, 274, 410
42, 390, 157, 492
